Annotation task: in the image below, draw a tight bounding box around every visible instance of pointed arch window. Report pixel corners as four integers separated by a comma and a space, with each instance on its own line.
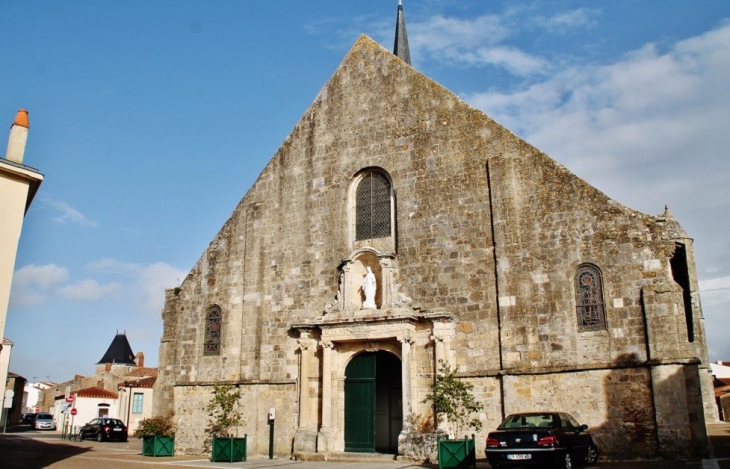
575, 264, 606, 331
204, 306, 222, 355
355, 171, 391, 240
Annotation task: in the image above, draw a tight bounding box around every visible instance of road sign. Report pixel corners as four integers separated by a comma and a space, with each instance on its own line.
70, 408, 77, 416
66, 395, 74, 404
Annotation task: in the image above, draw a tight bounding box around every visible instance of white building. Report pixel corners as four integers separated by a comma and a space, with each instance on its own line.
711, 361, 730, 379
23, 381, 55, 414
0, 110, 43, 428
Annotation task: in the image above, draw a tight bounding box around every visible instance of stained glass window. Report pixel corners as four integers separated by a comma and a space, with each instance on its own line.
356, 172, 391, 240
575, 264, 606, 331
204, 306, 222, 355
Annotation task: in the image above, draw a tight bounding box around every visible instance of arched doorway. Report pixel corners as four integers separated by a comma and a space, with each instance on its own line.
344, 351, 403, 453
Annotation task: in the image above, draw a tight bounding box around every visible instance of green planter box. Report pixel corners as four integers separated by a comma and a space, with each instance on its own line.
437, 435, 476, 469
142, 435, 175, 457
211, 435, 247, 462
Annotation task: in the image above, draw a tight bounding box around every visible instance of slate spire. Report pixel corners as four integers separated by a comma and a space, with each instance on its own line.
393, 0, 411, 64
96, 332, 136, 365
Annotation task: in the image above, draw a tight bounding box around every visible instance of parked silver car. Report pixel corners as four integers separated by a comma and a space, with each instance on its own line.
34, 412, 56, 430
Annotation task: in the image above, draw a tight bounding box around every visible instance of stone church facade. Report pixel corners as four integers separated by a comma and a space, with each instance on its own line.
154, 27, 715, 461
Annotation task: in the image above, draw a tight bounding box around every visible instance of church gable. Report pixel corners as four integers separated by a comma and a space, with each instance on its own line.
157, 23, 712, 461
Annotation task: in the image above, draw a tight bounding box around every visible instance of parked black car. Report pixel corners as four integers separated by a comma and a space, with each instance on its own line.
78, 418, 128, 442
22, 413, 37, 424
485, 412, 598, 469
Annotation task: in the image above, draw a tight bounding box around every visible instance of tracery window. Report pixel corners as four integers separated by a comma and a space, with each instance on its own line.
355, 171, 391, 240
204, 305, 222, 355
575, 264, 606, 331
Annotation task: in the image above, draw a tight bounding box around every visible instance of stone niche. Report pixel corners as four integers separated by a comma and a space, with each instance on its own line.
324, 247, 413, 318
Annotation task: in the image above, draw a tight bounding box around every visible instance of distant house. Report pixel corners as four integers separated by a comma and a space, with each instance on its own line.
711, 361, 730, 379
22, 380, 56, 414
36, 333, 157, 431
117, 372, 157, 434
712, 361, 730, 420
55, 386, 120, 434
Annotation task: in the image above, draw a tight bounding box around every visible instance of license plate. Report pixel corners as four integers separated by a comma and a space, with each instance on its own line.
507, 454, 532, 460
113, 428, 122, 431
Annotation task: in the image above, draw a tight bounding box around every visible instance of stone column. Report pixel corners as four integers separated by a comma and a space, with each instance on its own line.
398, 335, 414, 424
317, 340, 334, 452
293, 330, 318, 453
430, 333, 448, 432
297, 335, 316, 429
431, 333, 445, 369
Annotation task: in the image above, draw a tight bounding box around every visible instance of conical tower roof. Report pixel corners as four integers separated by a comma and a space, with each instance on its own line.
393, 0, 411, 64
96, 332, 136, 365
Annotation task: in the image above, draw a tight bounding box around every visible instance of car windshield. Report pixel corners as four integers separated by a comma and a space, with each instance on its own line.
103, 419, 124, 426
36, 413, 53, 419
498, 414, 555, 429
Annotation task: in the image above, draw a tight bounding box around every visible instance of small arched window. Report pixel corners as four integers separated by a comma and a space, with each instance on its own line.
204, 306, 222, 355
355, 171, 391, 240
575, 264, 606, 331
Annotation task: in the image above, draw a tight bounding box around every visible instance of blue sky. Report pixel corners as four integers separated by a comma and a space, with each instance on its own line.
3, 1, 730, 383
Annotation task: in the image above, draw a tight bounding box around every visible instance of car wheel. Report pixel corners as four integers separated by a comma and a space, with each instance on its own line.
585, 443, 598, 465
562, 450, 572, 469
96, 431, 104, 442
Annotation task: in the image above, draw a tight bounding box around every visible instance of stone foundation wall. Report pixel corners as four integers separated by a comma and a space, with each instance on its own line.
172, 382, 297, 457
503, 368, 658, 460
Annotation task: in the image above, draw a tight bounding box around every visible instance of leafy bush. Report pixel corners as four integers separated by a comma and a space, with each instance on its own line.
133, 414, 176, 438
206, 384, 245, 438
423, 360, 483, 437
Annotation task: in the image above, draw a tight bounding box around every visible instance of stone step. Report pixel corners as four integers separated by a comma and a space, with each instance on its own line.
294, 451, 402, 463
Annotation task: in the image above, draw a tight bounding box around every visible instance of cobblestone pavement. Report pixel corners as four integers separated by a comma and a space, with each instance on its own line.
1, 423, 729, 469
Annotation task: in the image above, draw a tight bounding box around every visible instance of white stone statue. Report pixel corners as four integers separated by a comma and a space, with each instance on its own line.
361, 267, 377, 309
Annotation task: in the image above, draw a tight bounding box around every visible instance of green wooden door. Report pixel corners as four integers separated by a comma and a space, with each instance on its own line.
344, 353, 376, 452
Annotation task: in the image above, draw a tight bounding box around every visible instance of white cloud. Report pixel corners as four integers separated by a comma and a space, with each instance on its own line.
41, 198, 98, 228
58, 279, 121, 300
9, 260, 184, 309
409, 14, 548, 75
85, 258, 186, 315
136, 262, 187, 315
9, 264, 68, 306
528, 8, 599, 33
462, 22, 730, 283
86, 258, 140, 273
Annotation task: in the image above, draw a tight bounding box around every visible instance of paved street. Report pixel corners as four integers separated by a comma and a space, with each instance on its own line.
1, 423, 729, 469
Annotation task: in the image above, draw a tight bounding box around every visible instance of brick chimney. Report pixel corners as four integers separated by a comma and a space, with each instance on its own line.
5, 109, 29, 164
136, 352, 145, 368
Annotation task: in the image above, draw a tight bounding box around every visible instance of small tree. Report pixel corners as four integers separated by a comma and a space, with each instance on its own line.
206, 384, 245, 438
423, 360, 483, 438
133, 414, 176, 438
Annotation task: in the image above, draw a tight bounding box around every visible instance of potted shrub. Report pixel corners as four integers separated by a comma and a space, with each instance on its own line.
424, 360, 483, 469
207, 384, 247, 462
134, 414, 176, 457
